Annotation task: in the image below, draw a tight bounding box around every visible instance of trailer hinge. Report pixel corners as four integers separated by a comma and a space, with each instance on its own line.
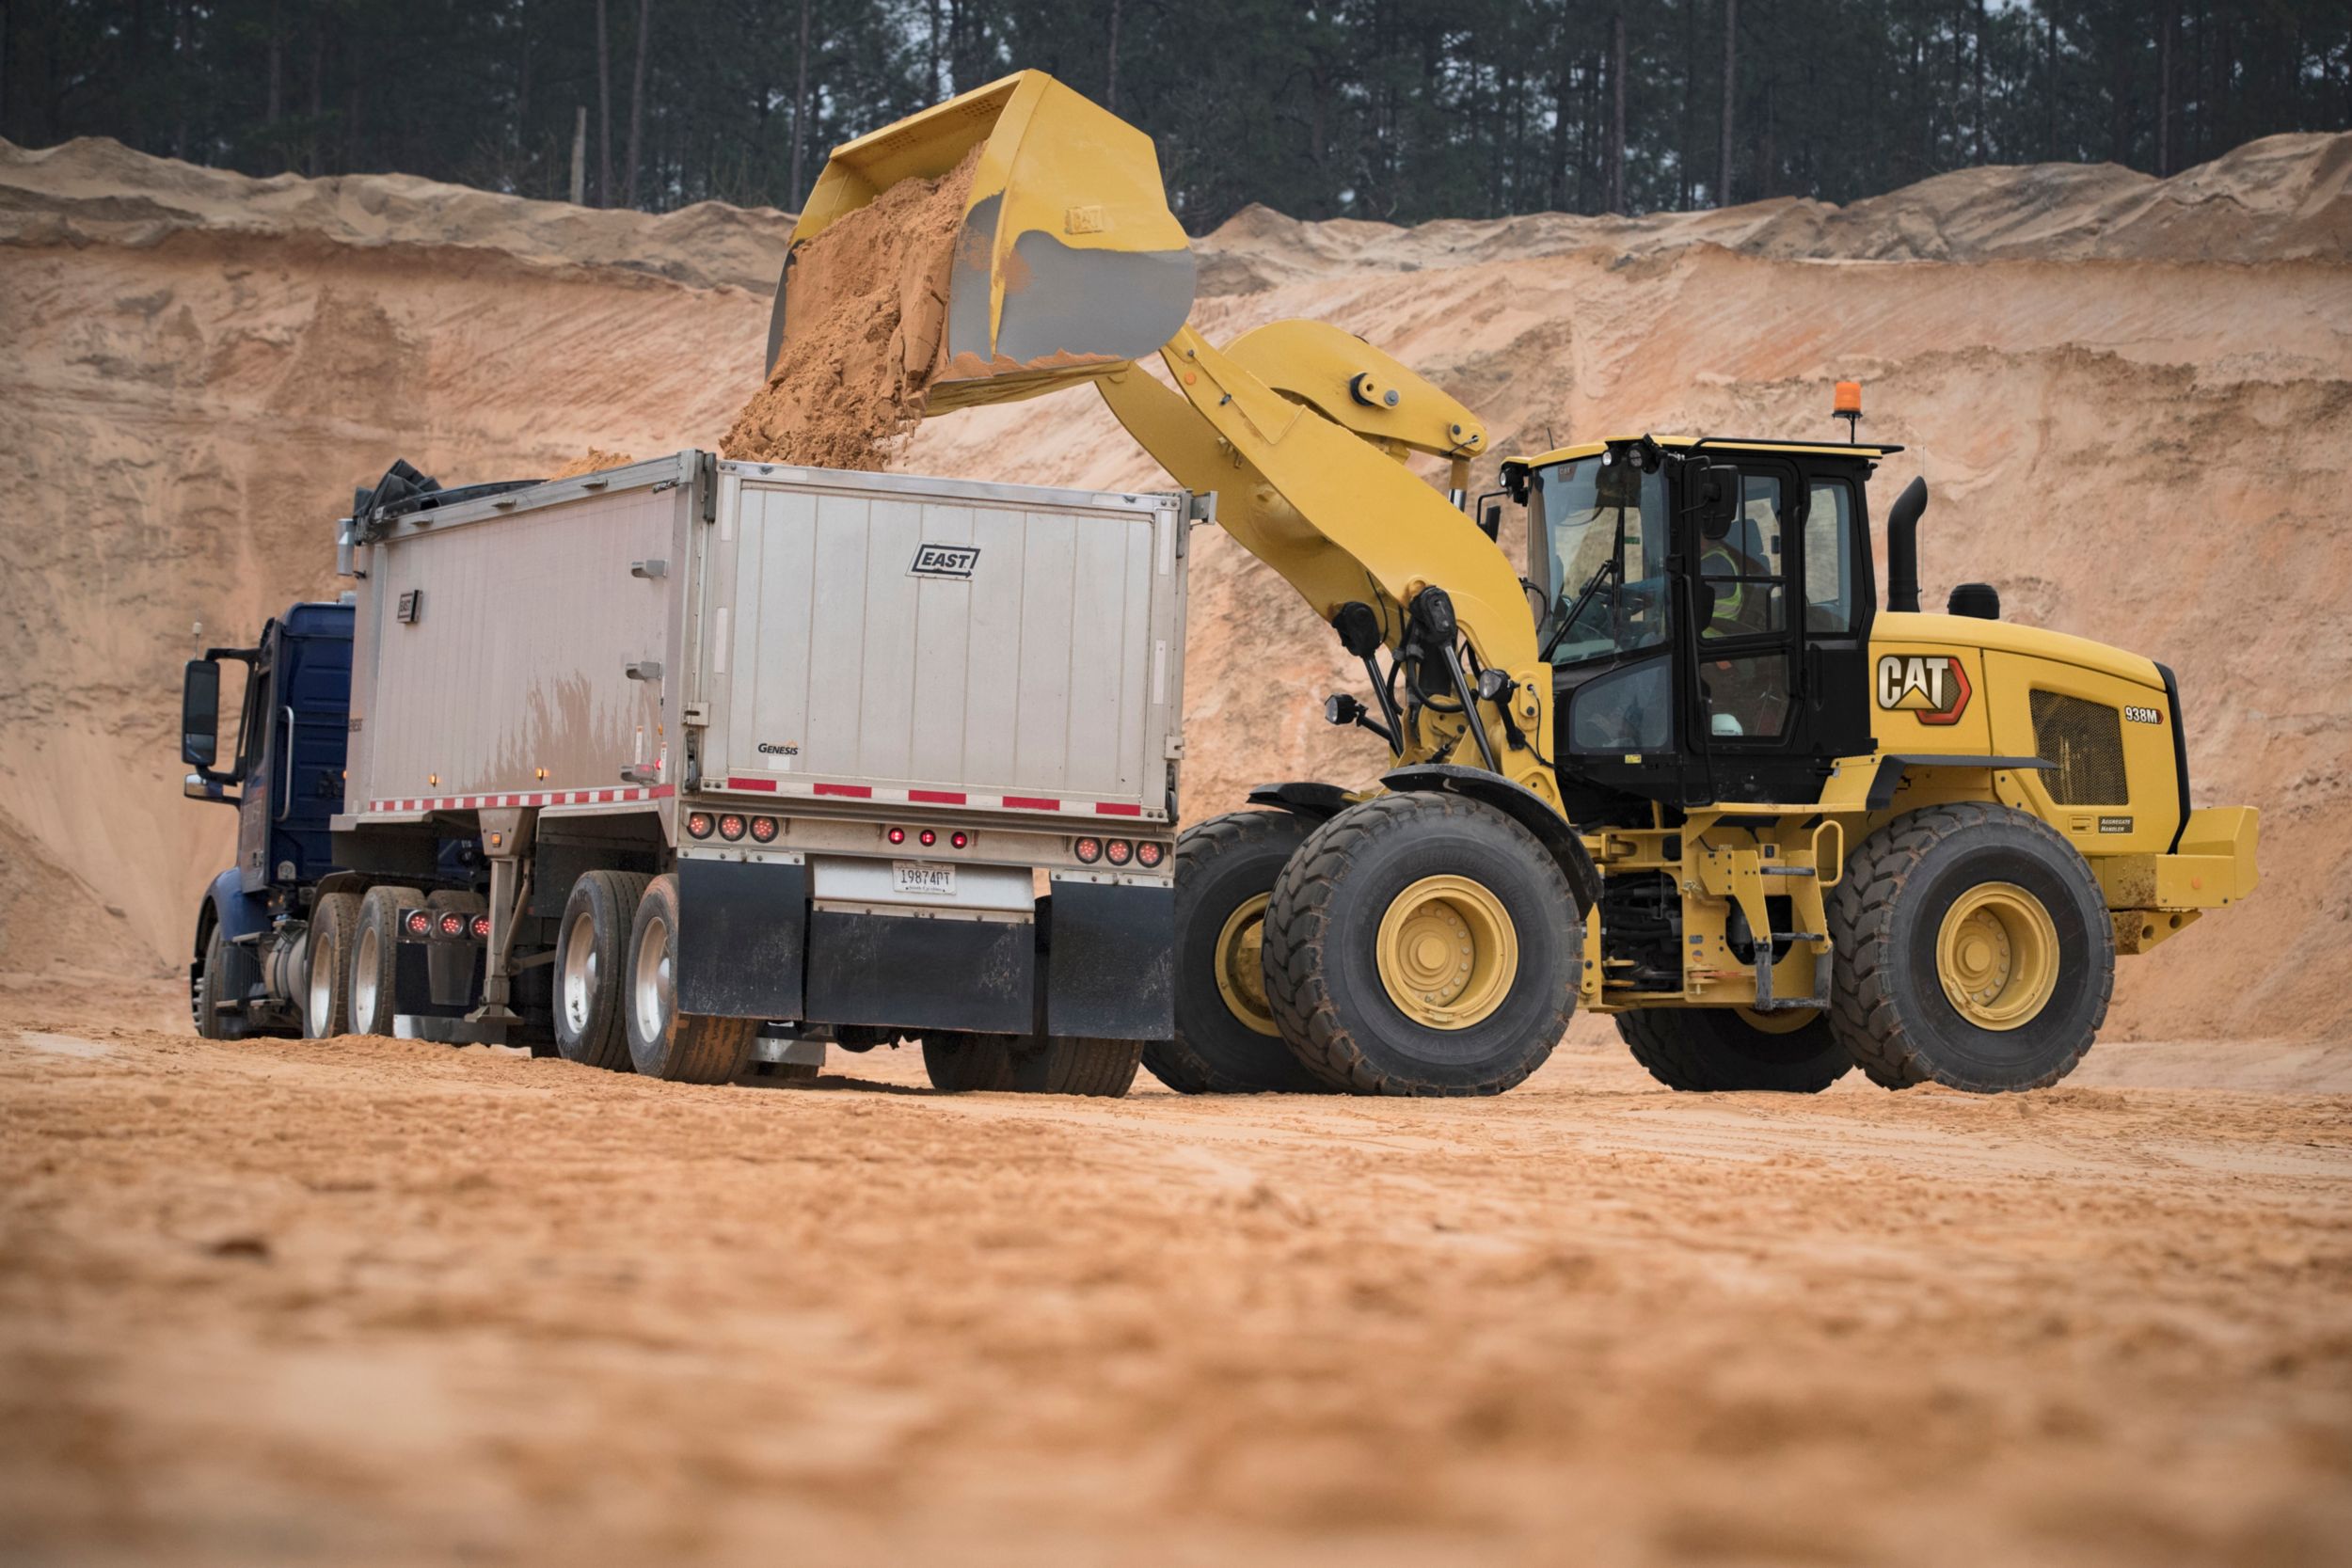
680, 702, 710, 727
699, 451, 718, 523
626, 660, 663, 681
1165, 736, 1186, 759
1186, 490, 1218, 527
630, 558, 669, 578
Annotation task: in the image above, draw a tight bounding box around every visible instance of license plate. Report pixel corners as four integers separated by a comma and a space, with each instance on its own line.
893, 861, 955, 897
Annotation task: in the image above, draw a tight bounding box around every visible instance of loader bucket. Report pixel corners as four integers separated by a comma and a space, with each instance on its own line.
764, 71, 1196, 414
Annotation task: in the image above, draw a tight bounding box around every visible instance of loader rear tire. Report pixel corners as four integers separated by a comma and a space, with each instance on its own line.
1263, 792, 1581, 1096
624, 873, 756, 1084
1827, 802, 2113, 1092
552, 870, 648, 1070
303, 891, 361, 1038
350, 885, 424, 1037
1615, 1007, 1851, 1093
1147, 810, 1336, 1095
922, 1033, 1020, 1092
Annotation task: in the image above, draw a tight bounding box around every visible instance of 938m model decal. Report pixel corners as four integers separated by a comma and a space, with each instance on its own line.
1877, 653, 1971, 725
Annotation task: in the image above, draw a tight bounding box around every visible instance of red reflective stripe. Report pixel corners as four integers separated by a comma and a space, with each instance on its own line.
1095, 802, 1143, 816
908, 788, 965, 804
726, 776, 779, 792
1003, 796, 1059, 811
814, 783, 872, 798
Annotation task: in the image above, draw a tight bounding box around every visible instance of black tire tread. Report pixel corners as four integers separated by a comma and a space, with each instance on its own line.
558, 869, 649, 1071
305, 891, 362, 1037
1827, 801, 2113, 1092
351, 884, 424, 1037
1146, 809, 1331, 1096
1613, 1007, 1851, 1093
1262, 792, 1578, 1097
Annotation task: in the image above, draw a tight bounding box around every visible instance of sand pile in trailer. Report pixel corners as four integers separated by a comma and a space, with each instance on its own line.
720, 146, 982, 471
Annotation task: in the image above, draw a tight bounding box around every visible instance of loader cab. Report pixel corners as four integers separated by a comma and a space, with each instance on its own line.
182, 601, 355, 893
1507, 436, 1894, 811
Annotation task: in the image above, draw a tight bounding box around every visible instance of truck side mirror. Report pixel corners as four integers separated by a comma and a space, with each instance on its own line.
1692, 462, 1740, 539
182, 658, 221, 768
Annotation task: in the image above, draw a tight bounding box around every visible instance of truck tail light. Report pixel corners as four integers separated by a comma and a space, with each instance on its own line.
919, 828, 937, 847
403, 908, 432, 937
950, 832, 969, 849
686, 810, 715, 839
1073, 835, 1102, 863
1104, 839, 1134, 866
437, 910, 469, 939
887, 827, 907, 846
469, 913, 493, 940
749, 816, 779, 843
1135, 841, 1165, 869
718, 813, 747, 842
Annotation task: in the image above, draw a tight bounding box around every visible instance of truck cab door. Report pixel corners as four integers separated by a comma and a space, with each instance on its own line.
236, 632, 279, 893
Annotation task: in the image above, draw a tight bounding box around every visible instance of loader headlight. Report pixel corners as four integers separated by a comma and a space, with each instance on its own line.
1475, 668, 1513, 704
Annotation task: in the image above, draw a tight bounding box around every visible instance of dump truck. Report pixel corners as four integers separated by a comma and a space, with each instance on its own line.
182, 454, 1192, 1094
768, 70, 2260, 1096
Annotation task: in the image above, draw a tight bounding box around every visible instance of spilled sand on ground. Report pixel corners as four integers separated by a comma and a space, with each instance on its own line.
720, 146, 980, 470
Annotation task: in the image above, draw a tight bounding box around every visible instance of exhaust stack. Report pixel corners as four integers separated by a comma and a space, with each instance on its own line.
1885, 476, 1929, 613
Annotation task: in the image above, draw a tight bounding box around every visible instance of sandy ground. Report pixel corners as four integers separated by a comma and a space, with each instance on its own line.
4, 980, 2347, 1568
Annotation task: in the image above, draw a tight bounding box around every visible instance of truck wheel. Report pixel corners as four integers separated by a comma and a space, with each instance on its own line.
1146, 811, 1335, 1095
193, 917, 242, 1039
625, 873, 756, 1083
1615, 1007, 1852, 1092
303, 891, 362, 1038
922, 1033, 1019, 1091
1263, 792, 1581, 1096
349, 885, 424, 1037
1828, 802, 2115, 1092
1011, 1037, 1143, 1097
552, 869, 648, 1070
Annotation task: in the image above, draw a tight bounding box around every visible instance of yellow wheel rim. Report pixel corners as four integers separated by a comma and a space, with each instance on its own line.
1375, 875, 1518, 1031
1213, 894, 1279, 1037
1936, 882, 2059, 1031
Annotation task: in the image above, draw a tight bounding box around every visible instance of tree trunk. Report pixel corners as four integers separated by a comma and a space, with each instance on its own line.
1105, 0, 1120, 113
1607, 5, 1626, 212
596, 0, 612, 205
625, 0, 651, 209
1718, 0, 1736, 206
2045, 8, 2058, 160
308, 24, 324, 174
1973, 0, 1987, 161
265, 0, 282, 128
1548, 2, 1573, 211
2156, 1, 2175, 175
571, 104, 587, 203
789, 0, 811, 201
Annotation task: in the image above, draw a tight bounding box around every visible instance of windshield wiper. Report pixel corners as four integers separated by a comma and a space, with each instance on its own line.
1542, 557, 1617, 662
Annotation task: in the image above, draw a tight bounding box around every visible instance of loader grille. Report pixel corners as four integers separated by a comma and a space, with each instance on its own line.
2030, 690, 2129, 804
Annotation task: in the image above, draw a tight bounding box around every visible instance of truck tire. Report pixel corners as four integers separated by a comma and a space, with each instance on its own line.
624, 873, 757, 1083
193, 917, 242, 1039
1615, 1007, 1852, 1093
1011, 1037, 1143, 1097
552, 869, 648, 1070
922, 1033, 1019, 1091
1146, 811, 1335, 1095
303, 891, 362, 1038
1827, 802, 2115, 1092
350, 885, 424, 1037
1263, 792, 1581, 1096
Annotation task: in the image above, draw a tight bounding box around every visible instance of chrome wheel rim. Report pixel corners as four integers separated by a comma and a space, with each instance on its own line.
353, 925, 380, 1032
562, 909, 599, 1034
632, 913, 674, 1045
306, 932, 333, 1036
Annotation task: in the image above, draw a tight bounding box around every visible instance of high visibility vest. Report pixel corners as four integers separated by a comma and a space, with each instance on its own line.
1703, 545, 1745, 624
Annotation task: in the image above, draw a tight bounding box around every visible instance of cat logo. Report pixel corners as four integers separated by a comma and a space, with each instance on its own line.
1877, 653, 1971, 725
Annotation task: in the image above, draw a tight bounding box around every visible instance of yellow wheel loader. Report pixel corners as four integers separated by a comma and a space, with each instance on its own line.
772, 71, 2258, 1096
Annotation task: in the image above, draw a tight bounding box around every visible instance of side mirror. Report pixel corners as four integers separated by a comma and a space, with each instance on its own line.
182, 658, 221, 768
1692, 462, 1740, 540
1478, 501, 1502, 542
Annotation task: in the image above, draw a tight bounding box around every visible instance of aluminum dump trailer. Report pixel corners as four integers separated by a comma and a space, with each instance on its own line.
287, 451, 1192, 1085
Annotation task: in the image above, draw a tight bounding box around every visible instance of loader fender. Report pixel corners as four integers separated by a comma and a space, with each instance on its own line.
1380, 765, 1601, 915
1244, 782, 1357, 821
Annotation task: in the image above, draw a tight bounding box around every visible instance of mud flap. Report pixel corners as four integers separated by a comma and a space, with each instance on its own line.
1046, 879, 1173, 1040
803, 910, 1033, 1035
676, 858, 807, 1021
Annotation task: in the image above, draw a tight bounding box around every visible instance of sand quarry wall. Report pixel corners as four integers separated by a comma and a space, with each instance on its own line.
2, 131, 2345, 1044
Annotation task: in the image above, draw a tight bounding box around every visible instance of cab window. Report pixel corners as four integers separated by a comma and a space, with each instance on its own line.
1804, 478, 1858, 634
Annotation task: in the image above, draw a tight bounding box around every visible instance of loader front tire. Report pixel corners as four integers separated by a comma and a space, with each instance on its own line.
552, 869, 648, 1070
303, 891, 361, 1038
1148, 810, 1335, 1095
349, 885, 424, 1037
624, 873, 756, 1084
1263, 792, 1581, 1096
1828, 802, 2113, 1092
1615, 1006, 1851, 1093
